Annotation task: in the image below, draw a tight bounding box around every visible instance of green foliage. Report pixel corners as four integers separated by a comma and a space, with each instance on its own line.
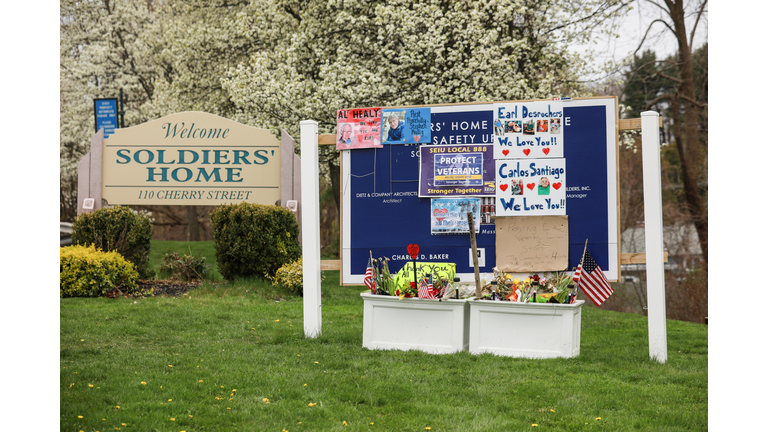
159, 252, 209, 282
210, 203, 301, 280
60, 244, 140, 297
268, 257, 325, 296
71, 206, 155, 279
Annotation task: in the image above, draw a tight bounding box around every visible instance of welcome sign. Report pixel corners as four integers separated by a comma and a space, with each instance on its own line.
101, 111, 282, 206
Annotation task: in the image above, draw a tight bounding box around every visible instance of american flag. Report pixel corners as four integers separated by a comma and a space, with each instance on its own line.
572, 249, 613, 306
364, 258, 375, 293
418, 273, 435, 299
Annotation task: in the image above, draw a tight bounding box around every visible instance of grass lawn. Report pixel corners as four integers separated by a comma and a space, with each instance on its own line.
61, 241, 707, 431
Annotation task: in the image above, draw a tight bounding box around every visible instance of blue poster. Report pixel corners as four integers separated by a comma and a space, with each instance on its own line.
381, 107, 431, 144
94, 98, 118, 139
431, 197, 481, 234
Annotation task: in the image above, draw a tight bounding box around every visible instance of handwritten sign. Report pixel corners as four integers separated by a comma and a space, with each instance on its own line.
336, 108, 383, 150
495, 158, 566, 216
494, 101, 563, 159
381, 107, 431, 144
495, 215, 569, 272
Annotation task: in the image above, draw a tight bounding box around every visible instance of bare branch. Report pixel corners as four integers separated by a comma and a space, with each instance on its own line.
689, 0, 708, 45
633, 19, 676, 57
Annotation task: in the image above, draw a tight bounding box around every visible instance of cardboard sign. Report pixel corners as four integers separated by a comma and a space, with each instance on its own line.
495, 215, 569, 272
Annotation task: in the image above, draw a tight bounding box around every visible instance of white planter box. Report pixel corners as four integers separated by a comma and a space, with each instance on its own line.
468, 300, 584, 359
360, 292, 469, 354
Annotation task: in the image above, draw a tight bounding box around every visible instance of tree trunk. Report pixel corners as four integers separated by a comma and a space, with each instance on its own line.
665, 0, 708, 266
329, 160, 341, 214
187, 205, 200, 241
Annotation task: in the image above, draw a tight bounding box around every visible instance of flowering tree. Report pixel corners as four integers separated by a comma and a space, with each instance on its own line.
60, 0, 165, 220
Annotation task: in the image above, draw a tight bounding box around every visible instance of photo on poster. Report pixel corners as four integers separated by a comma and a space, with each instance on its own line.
381, 107, 431, 144
336, 108, 384, 150
493, 101, 564, 159
418, 144, 495, 197
430, 197, 481, 234
495, 158, 566, 216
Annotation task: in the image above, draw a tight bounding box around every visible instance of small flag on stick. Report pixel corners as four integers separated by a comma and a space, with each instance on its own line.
573, 249, 613, 306
418, 273, 435, 299
364, 257, 375, 293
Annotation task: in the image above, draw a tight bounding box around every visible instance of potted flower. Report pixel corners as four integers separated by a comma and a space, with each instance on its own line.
468, 270, 585, 359
360, 255, 470, 354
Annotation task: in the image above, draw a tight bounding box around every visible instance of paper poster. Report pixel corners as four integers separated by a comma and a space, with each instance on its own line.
336, 108, 384, 150
495, 158, 566, 216
419, 144, 495, 197
430, 197, 481, 234
493, 101, 563, 159
381, 107, 431, 144
495, 215, 569, 272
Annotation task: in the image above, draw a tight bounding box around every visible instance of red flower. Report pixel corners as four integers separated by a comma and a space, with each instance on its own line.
395, 289, 400, 296
410, 282, 416, 289
531, 274, 540, 282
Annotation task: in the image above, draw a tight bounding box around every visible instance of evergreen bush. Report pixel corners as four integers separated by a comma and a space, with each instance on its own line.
159, 252, 209, 282
71, 206, 154, 279
210, 203, 301, 280
60, 244, 141, 297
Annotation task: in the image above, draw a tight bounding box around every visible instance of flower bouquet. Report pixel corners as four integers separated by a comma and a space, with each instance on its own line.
478, 269, 573, 303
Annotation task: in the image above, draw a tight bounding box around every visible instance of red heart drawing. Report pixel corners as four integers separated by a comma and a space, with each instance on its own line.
542, 148, 550, 155
552, 182, 562, 190
500, 184, 508, 192
433, 208, 448, 221
527, 183, 535, 191
502, 149, 510, 156
407, 244, 420, 260
413, 135, 421, 143
523, 149, 531, 156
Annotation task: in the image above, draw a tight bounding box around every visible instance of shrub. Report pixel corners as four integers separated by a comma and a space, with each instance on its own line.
159, 252, 209, 282
60, 244, 140, 297
210, 203, 301, 280
71, 206, 154, 279
268, 258, 324, 296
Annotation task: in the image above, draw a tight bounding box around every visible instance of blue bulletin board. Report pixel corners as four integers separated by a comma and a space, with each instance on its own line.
341, 97, 618, 284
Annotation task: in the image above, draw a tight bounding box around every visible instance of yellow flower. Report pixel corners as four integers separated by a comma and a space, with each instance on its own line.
170, 418, 175, 421
189, 415, 193, 418
343, 421, 348, 426
199, 380, 203, 383
275, 319, 280, 322
550, 409, 555, 412
81, 339, 84, 342
308, 402, 317, 407
314, 361, 319, 364
304, 383, 307, 387
425, 428, 431, 430
168, 399, 173, 402
88, 384, 94, 388
115, 406, 120, 409
121, 424, 126, 426
595, 417, 601, 421
78, 416, 83, 419
370, 422, 374, 426
141, 382, 147, 385
168, 365, 173, 367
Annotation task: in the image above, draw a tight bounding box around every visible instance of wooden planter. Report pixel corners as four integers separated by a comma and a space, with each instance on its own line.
468, 300, 585, 359
360, 292, 470, 354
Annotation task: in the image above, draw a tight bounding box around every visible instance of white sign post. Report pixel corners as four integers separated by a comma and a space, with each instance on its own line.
641, 111, 667, 363
300, 120, 322, 338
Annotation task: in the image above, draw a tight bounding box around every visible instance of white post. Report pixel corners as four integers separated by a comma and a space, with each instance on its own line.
300, 120, 321, 338
641, 111, 667, 363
